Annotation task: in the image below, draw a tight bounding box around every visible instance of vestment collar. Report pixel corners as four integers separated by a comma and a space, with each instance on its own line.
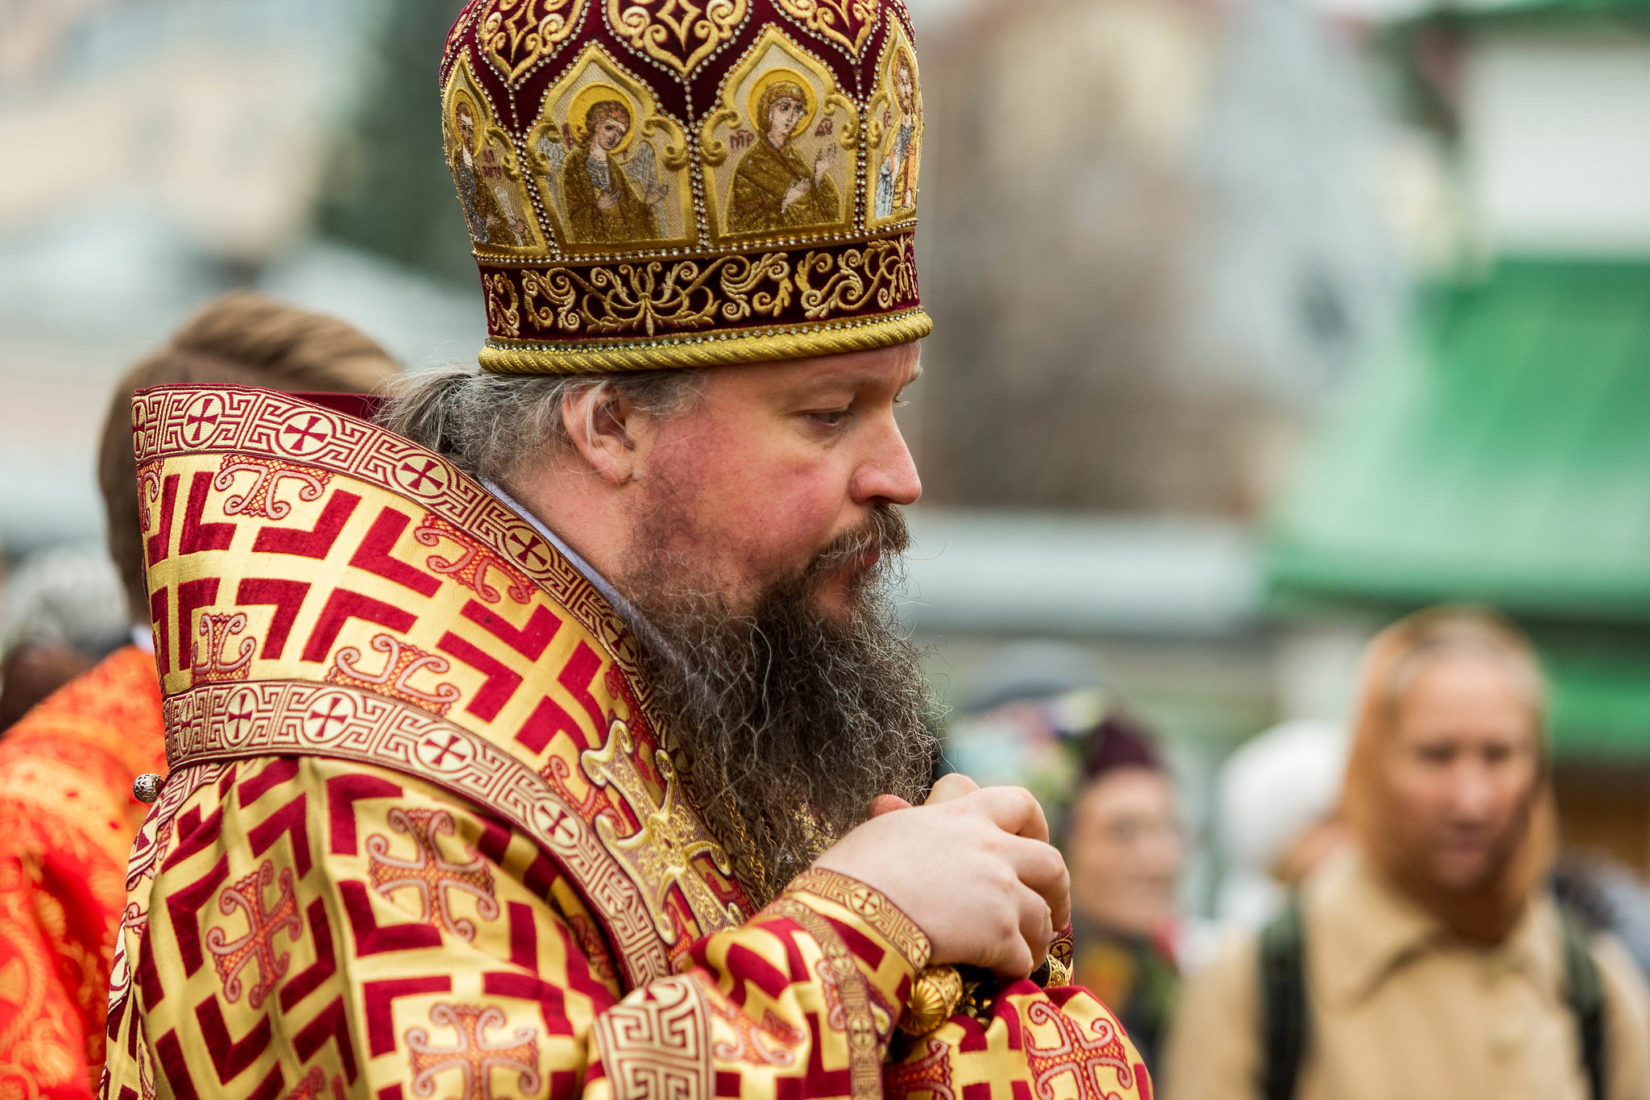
133, 384, 751, 987
480, 477, 643, 633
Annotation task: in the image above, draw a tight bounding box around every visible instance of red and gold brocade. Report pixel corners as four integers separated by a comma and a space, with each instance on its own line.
102, 386, 1150, 1100
1, 647, 166, 1100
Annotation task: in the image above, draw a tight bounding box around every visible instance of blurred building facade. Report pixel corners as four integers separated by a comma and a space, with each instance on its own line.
1267, 0, 1650, 866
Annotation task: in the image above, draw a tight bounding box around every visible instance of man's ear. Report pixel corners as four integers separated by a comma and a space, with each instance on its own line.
562, 385, 643, 486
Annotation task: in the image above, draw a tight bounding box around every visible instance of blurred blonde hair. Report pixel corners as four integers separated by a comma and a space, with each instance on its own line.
98, 292, 400, 623
1340, 605, 1555, 942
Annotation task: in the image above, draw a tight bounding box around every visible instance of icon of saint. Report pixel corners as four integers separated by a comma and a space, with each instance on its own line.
874, 52, 920, 219
726, 77, 841, 234
449, 99, 529, 247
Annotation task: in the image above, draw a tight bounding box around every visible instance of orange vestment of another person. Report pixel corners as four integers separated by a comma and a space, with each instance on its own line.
0, 294, 398, 1100
0, 647, 164, 1100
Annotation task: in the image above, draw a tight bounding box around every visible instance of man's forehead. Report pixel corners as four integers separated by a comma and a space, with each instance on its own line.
789, 346, 922, 389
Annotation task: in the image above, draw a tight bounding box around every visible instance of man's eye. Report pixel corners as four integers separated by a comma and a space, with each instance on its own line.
811, 408, 851, 427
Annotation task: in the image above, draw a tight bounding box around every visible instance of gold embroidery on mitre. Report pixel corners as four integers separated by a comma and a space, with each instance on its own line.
518, 252, 793, 338
527, 43, 693, 251
486, 272, 524, 337
437, 2, 932, 372
443, 56, 543, 254
480, 0, 588, 82
701, 27, 858, 241
773, 0, 878, 58
604, 0, 750, 76
582, 718, 742, 943
796, 237, 917, 317
491, 235, 914, 345
867, 22, 921, 228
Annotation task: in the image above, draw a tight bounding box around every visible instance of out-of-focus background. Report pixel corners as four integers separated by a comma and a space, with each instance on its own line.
4, 0, 1649, 916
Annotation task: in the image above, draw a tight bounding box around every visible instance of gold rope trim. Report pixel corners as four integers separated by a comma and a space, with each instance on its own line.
477, 309, 932, 374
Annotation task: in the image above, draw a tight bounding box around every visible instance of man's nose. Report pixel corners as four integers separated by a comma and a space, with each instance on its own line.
852, 418, 922, 506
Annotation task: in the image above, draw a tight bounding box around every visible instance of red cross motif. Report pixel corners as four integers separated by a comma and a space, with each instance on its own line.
1022, 999, 1139, 1098
405, 1004, 540, 1100
224, 688, 259, 740
303, 694, 355, 739
418, 732, 472, 769
366, 807, 498, 941
183, 396, 224, 444
506, 530, 548, 569
398, 458, 446, 494
205, 860, 302, 1008
280, 413, 332, 454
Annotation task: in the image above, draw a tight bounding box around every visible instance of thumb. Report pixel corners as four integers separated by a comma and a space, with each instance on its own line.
868, 794, 913, 818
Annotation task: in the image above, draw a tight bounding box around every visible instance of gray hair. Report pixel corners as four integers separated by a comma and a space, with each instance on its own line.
375, 364, 703, 488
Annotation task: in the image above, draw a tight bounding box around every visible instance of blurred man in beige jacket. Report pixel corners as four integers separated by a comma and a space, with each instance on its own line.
1164, 607, 1650, 1100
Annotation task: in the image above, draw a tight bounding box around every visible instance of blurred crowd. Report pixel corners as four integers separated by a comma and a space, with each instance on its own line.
949, 617, 1650, 1097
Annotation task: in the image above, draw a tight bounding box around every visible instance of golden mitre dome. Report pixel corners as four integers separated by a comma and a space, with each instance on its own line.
440, 0, 930, 373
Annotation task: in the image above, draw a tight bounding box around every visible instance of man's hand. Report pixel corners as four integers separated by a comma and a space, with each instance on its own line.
812, 779, 1070, 980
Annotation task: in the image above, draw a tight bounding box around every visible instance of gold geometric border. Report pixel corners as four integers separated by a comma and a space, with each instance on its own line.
164, 678, 679, 989
783, 868, 931, 973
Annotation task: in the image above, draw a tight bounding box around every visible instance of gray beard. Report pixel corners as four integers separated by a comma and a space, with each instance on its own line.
621, 506, 940, 906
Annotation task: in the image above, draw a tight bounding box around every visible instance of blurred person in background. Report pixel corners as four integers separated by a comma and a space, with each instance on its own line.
947, 642, 1188, 1075
1163, 606, 1650, 1100
1212, 719, 1349, 930
0, 294, 398, 1100
1066, 713, 1187, 1077
1554, 855, 1650, 988
0, 545, 129, 730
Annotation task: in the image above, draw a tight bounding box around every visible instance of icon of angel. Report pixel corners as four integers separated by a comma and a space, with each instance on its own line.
548, 87, 670, 245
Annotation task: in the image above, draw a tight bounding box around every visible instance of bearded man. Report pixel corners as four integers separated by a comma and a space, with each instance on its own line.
102, 4, 1149, 1099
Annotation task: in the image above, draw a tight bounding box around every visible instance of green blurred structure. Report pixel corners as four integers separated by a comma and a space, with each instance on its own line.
1267, 258, 1650, 757
312, 0, 476, 288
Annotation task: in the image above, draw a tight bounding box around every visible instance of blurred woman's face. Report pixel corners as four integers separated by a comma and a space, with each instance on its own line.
1384, 652, 1540, 895
1067, 767, 1185, 937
